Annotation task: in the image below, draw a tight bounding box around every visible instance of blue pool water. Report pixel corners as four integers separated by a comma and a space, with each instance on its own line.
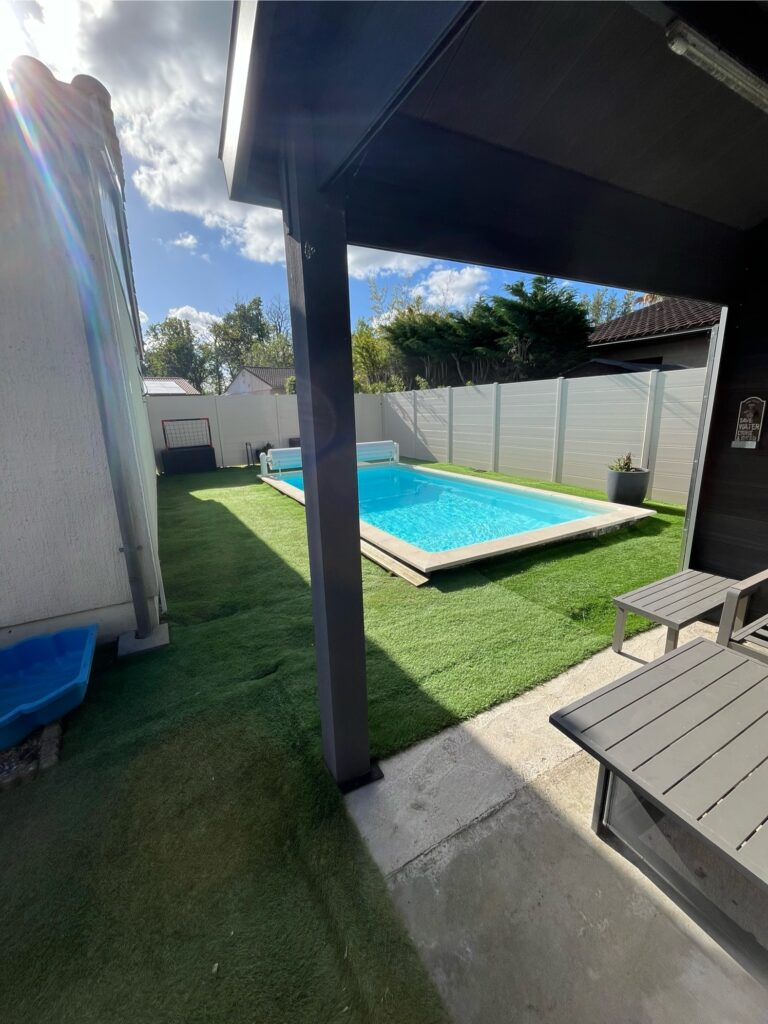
280, 465, 595, 552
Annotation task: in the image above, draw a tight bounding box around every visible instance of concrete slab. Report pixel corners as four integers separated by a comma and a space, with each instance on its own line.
117, 622, 169, 657
391, 753, 768, 1024
346, 623, 716, 877
346, 622, 768, 1022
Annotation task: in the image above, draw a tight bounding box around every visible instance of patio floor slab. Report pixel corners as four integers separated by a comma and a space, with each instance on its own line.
347, 623, 768, 1022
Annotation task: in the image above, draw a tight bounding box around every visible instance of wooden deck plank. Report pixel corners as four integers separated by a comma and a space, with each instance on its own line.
583, 650, 735, 749
360, 539, 430, 586
614, 570, 701, 604
700, 757, 768, 849
737, 820, 768, 879
649, 578, 735, 616
639, 676, 768, 793
608, 658, 767, 770
558, 641, 714, 732
734, 613, 768, 642
666, 713, 768, 821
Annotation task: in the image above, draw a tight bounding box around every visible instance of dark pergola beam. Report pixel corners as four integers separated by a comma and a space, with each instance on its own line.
280, 132, 372, 788
308, 1, 480, 189
346, 117, 744, 303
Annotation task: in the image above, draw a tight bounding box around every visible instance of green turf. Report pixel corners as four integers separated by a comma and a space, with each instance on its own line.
0, 464, 684, 1023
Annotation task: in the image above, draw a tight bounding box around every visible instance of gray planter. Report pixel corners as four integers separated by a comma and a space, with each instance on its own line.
606, 468, 650, 506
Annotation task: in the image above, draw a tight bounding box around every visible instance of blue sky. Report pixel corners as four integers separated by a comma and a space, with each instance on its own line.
4, 0, 632, 338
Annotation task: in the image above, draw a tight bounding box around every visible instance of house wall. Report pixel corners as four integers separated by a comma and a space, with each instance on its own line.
590, 331, 711, 368
226, 370, 276, 395
0, 100, 134, 645
146, 369, 706, 505
691, 230, 768, 592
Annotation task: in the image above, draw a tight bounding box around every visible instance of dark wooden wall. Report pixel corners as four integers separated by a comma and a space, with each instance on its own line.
691, 224, 768, 607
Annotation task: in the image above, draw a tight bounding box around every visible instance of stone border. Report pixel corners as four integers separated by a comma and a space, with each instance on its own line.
263, 464, 655, 573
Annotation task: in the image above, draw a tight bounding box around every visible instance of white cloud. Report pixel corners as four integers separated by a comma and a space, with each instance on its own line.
347, 248, 434, 280
138, 309, 149, 326
168, 304, 221, 341
169, 232, 198, 251
411, 266, 490, 309
8, 1, 441, 278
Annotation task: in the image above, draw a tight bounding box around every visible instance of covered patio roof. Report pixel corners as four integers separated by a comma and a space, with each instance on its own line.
221, 0, 768, 785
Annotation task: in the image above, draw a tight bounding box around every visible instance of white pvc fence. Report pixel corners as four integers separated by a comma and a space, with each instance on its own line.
146, 367, 706, 505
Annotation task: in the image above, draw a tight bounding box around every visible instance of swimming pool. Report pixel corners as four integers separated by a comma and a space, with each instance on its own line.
264, 463, 654, 573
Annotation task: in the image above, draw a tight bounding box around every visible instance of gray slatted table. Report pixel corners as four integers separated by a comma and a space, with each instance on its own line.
550, 637, 768, 894
613, 569, 738, 655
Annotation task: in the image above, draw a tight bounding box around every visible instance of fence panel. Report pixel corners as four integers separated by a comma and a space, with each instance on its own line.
452, 384, 494, 470
560, 373, 650, 491
497, 379, 560, 480
354, 394, 383, 442
415, 388, 450, 461
383, 391, 417, 458
215, 395, 280, 466
145, 368, 705, 505
651, 367, 707, 504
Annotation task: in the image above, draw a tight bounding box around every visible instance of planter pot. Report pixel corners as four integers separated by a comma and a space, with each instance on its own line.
606, 468, 650, 506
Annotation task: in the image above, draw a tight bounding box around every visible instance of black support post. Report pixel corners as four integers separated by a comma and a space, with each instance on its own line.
280, 135, 374, 789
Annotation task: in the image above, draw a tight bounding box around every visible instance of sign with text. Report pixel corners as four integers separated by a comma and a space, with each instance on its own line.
732, 396, 765, 449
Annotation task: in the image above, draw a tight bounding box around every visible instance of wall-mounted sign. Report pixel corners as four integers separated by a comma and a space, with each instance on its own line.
732, 396, 766, 449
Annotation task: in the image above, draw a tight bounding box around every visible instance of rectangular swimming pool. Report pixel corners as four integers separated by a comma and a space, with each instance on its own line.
264, 463, 654, 573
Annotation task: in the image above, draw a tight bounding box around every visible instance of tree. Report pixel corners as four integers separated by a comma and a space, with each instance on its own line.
351, 318, 404, 392
581, 286, 637, 326
144, 317, 209, 392
210, 298, 271, 389
491, 276, 590, 380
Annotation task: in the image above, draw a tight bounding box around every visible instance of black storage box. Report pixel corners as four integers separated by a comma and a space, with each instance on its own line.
161, 446, 217, 475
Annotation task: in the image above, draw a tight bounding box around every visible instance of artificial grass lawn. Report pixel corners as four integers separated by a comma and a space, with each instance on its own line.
0, 463, 684, 1023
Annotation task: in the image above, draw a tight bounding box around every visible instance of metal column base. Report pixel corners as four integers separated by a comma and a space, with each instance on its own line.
338, 760, 384, 795
117, 622, 170, 657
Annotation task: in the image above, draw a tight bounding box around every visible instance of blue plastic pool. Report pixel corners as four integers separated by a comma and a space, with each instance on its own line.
280, 464, 594, 552
0, 625, 98, 749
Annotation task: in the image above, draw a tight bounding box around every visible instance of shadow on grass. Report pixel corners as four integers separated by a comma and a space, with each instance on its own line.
0, 468, 449, 1024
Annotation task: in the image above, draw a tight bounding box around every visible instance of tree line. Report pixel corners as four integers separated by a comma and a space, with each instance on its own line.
143, 296, 292, 394
351, 276, 641, 392
144, 278, 647, 395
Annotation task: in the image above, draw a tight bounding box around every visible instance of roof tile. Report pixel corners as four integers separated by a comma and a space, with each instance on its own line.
589, 297, 721, 345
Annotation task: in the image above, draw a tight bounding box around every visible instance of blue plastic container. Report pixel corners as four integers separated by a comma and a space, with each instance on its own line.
0, 625, 98, 750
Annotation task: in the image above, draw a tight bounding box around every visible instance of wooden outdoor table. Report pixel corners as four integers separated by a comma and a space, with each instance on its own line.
551, 637, 768, 894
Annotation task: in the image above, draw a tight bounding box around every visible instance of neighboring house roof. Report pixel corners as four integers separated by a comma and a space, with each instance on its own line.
240, 366, 295, 389
144, 377, 201, 395
589, 297, 721, 346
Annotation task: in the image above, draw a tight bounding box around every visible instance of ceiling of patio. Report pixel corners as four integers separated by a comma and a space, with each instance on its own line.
226, 0, 768, 299
398, 2, 768, 232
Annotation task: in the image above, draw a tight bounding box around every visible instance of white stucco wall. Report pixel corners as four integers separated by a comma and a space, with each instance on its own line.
0, 77, 161, 646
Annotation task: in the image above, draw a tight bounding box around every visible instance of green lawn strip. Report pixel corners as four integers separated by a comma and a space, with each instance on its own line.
0, 464, 683, 1023
0, 469, 446, 1024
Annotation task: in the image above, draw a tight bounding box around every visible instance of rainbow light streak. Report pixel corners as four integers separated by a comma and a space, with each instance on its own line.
2, 71, 110, 356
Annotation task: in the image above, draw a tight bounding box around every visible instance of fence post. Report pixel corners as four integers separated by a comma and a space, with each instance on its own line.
412, 389, 418, 460
212, 395, 225, 468
491, 381, 501, 472
379, 394, 385, 441
447, 387, 454, 464
641, 369, 661, 492
551, 377, 565, 482
272, 391, 280, 444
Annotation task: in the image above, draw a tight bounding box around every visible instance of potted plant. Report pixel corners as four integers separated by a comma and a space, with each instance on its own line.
606, 452, 650, 506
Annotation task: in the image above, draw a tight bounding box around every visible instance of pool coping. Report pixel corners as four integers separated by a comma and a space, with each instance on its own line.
262, 463, 656, 573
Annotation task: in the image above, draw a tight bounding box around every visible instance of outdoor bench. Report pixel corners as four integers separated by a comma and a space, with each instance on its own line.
551, 635, 768, 900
